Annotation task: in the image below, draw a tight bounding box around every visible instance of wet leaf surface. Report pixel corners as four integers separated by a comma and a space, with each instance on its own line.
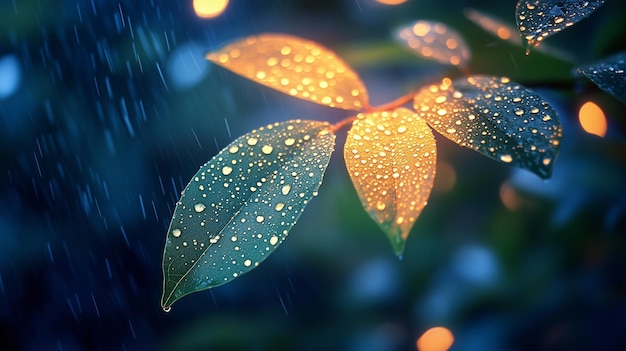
206, 33, 369, 110
161, 120, 335, 309
413, 76, 562, 179
577, 51, 626, 105
344, 108, 436, 256
516, 0, 606, 52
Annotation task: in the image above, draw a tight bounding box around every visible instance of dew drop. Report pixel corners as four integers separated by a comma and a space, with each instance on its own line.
172, 229, 182, 238
222, 166, 233, 176
282, 184, 291, 195
228, 145, 239, 154
261, 145, 274, 154
247, 137, 258, 146
275, 203, 285, 211
244, 259, 252, 267
500, 154, 513, 163
163, 306, 171, 313
396, 217, 404, 225
194, 203, 207, 213
270, 236, 279, 246
256, 215, 265, 223
376, 201, 386, 211
397, 125, 407, 133
284, 138, 295, 146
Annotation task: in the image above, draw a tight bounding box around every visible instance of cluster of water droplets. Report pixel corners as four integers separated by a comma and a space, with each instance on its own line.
414, 76, 562, 179
161, 120, 335, 310
206, 34, 369, 111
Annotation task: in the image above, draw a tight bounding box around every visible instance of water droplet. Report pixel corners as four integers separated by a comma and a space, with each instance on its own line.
397, 125, 407, 133
163, 306, 171, 313
222, 166, 233, 175
247, 137, 258, 146
284, 138, 295, 146
228, 145, 239, 153
275, 203, 285, 211
282, 184, 291, 195
500, 154, 513, 163
256, 215, 265, 223
194, 203, 207, 213
376, 201, 386, 211
270, 236, 279, 245
396, 217, 404, 225
172, 229, 182, 238
244, 259, 252, 267
261, 145, 273, 154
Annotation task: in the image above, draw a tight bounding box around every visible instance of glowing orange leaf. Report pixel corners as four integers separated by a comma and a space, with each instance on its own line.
344, 108, 437, 256
394, 20, 471, 67
206, 33, 370, 111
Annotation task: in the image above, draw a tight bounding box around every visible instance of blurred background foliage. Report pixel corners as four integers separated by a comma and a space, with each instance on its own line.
1, 0, 625, 350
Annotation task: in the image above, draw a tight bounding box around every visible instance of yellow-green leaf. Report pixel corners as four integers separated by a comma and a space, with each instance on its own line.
413, 76, 562, 179
394, 20, 471, 67
344, 108, 437, 257
161, 120, 335, 310
516, 0, 606, 52
206, 33, 370, 111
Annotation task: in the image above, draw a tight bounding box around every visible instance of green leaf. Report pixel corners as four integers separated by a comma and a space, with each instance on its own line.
161, 120, 335, 310
516, 0, 606, 53
413, 76, 562, 179
577, 52, 626, 105
344, 108, 437, 257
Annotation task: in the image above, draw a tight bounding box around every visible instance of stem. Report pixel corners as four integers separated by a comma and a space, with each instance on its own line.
370, 91, 417, 112
330, 90, 419, 132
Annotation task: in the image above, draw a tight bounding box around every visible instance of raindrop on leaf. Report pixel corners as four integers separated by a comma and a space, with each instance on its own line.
206, 33, 370, 110
516, 0, 606, 53
344, 108, 437, 256
394, 20, 471, 67
413, 76, 562, 179
576, 51, 626, 105
161, 120, 335, 309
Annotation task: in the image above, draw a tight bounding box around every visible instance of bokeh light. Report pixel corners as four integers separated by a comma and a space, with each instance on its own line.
0, 54, 21, 99
417, 327, 454, 351
433, 161, 456, 193
376, 0, 408, 5
193, 0, 229, 19
500, 181, 521, 211
578, 101, 607, 137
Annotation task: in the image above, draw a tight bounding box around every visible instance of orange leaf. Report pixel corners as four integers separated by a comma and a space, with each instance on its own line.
344, 108, 437, 256
206, 33, 370, 111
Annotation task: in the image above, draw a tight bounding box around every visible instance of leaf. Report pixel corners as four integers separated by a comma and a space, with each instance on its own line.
344, 108, 437, 257
413, 76, 562, 179
394, 20, 471, 67
161, 120, 335, 310
206, 33, 370, 111
516, 0, 606, 52
577, 51, 626, 105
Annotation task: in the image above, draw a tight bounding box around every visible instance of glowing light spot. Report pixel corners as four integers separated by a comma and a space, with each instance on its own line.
172, 229, 182, 238
417, 327, 454, 351
376, 0, 408, 4
222, 166, 233, 175
578, 101, 607, 137
413, 22, 431, 36
193, 0, 229, 19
